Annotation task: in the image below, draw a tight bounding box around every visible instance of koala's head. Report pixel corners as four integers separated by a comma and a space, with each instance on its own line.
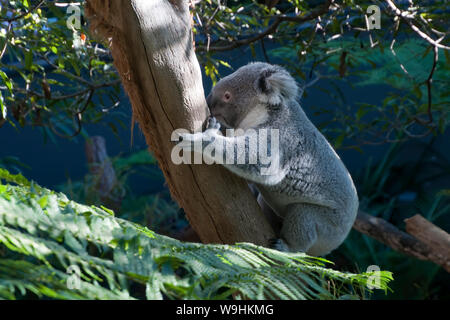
206, 62, 299, 129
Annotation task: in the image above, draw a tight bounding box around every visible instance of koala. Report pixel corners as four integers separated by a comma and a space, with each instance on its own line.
179, 62, 359, 256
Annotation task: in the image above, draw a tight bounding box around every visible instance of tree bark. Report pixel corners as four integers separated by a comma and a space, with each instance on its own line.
354, 211, 450, 272
85, 0, 275, 246
405, 214, 450, 270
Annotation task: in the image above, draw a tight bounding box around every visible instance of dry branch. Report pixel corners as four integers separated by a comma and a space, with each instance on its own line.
405, 214, 450, 263
354, 211, 450, 272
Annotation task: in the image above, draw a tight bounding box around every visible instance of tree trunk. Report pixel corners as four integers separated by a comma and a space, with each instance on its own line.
85, 0, 275, 245
85, 136, 122, 212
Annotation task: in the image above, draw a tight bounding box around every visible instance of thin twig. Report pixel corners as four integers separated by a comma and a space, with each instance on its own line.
40, 53, 92, 87
77, 88, 94, 115
385, 0, 450, 50
13, 79, 121, 101
0, 22, 12, 60
390, 39, 415, 80
411, 44, 438, 125
205, 0, 221, 28
425, 45, 438, 123
197, 0, 334, 52
47, 90, 93, 139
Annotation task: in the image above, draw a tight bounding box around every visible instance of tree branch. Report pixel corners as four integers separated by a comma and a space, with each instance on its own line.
405, 214, 450, 260
385, 0, 450, 50
196, 0, 334, 52
354, 211, 450, 272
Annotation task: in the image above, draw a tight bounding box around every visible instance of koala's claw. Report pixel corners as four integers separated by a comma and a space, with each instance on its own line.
207, 116, 221, 131
269, 238, 290, 252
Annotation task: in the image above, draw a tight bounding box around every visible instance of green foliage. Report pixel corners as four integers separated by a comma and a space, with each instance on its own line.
0, 1, 121, 139
0, 156, 30, 173
193, 0, 450, 148
0, 168, 392, 300
57, 148, 185, 234
2, 0, 448, 147
113, 149, 157, 171
279, 39, 450, 147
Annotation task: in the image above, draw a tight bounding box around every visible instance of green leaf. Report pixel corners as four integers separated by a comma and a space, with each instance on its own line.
356, 107, 369, 121
334, 133, 346, 148
24, 49, 33, 70
38, 195, 48, 209
0, 92, 6, 119
218, 60, 232, 69
100, 205, 115, 216
0, 168, 31, 186
0, 70, 13, 94
70, 59, 81, 76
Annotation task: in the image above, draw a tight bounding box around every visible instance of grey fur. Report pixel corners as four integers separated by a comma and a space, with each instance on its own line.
180, 62, 359, 256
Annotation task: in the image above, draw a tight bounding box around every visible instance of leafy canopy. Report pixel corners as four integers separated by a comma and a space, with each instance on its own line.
1, 1, 449, 148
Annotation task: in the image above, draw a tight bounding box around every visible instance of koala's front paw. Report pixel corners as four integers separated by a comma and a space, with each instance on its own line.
206, 116, 221, 132
269, 238, 290, 252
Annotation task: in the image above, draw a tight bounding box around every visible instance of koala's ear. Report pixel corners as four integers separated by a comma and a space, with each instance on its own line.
255, 68, 276, 94
255, 66, 299, 100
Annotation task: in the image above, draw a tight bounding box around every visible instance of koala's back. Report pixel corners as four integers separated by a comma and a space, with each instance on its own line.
257, 100, 358, 223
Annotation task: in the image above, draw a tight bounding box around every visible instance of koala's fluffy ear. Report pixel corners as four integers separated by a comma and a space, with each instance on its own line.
255, 66, 299, 103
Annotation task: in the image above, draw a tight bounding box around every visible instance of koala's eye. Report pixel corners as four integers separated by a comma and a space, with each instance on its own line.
223, 91, 232, 102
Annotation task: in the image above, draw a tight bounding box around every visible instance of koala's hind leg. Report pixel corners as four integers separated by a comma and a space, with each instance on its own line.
275, 203, 343, 256
257, 193, 283, 235
249, 183, 283, 235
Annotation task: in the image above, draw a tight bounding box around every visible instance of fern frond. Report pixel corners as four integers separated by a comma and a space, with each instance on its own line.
0, 169, 393, 300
